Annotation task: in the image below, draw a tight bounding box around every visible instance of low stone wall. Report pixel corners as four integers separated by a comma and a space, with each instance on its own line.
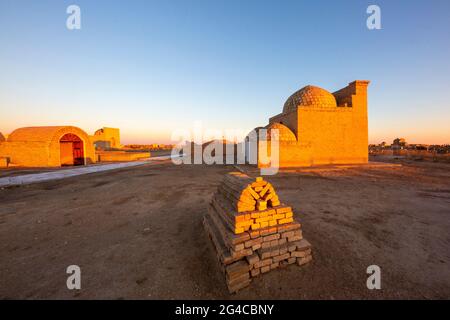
371, 150, 450, 163
96, 151, 151, 162
404, 150, 450, 162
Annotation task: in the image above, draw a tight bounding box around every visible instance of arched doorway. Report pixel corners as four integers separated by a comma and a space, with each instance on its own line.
60, 133, 85, 166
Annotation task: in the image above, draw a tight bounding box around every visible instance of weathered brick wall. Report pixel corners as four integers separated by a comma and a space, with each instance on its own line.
297, 107, 367, 165
92, 127, 121, 149
258, 140, 313, 167
0, 141, 51, 166
0, 156, 8, 168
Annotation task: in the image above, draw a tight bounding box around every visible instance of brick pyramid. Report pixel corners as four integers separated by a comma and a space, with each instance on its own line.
203, 172, 312, 293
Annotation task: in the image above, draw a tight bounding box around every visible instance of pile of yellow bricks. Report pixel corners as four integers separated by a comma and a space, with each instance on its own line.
203, 172, 313, 293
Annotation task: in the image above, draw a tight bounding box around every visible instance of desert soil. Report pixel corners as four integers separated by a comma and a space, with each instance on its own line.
0, 159, 449, 299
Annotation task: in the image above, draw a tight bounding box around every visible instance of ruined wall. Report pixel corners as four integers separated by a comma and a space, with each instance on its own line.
92, 127, 122, 149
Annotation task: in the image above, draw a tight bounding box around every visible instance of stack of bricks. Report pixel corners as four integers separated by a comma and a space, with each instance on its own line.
203, 172, 312, 293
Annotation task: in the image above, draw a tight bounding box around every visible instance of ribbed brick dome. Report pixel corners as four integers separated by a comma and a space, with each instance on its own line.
266, 123, 296, 141
8, 126, 90, 143
283, 85, 337, 113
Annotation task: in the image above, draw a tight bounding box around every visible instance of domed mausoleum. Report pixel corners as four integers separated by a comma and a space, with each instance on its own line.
247, 80, 370, 167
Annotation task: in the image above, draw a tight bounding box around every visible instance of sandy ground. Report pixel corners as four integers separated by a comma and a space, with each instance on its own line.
0, 159, 449, 299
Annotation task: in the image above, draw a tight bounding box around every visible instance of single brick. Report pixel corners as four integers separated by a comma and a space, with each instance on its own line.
279, 243, 288, 255
251, 268, 260, 277
281, 231, 295, 239
276, 206, 292, 214
261, 241, 272, 249
273, 213, 285, 220
260, 248, 272, 260
226, 260, 249, 278
252, 243, 262, 251
279, 217, 294, 224
270, 240, 279, 247
291, 248, 311, 258
250, 212, 260, 219
263, 233, 280, 242
251, 223, 261, 230
235, 243, 245, 251
261, 265, 270, 273
256, 216, 271, 223
288, 235, 302, 242
246, 253, 260, 265
254, 258, 272, 269
297, 254, 313, 266
273, 252, 290, 263
270, 262, 279, 270
250, 230, 260, 239
270, 247, 280, 257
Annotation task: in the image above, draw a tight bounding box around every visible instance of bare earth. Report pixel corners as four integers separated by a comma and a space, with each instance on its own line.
0, 159, 449, 299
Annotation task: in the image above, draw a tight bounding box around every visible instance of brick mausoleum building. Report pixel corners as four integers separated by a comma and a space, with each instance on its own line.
0, 126, 96, 167
247, 80, 370, 168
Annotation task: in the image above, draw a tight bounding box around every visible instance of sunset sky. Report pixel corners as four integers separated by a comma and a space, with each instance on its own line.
0, 0, 449, 144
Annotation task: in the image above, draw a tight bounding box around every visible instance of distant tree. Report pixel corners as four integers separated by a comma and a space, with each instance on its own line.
393, 138, 407, 148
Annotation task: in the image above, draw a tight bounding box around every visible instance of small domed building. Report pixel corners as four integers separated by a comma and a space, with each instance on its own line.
0, 126, 96, 167
248, 80, 370, 167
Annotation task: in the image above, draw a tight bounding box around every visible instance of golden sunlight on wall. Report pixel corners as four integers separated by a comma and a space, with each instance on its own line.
254, 80, 369, 168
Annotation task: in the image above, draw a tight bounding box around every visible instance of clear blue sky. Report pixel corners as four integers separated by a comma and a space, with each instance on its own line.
1, 0, 449, 144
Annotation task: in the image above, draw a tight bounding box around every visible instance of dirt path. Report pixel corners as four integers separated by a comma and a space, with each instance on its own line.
0, 161, 449, 299
0, 156, 174, 187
